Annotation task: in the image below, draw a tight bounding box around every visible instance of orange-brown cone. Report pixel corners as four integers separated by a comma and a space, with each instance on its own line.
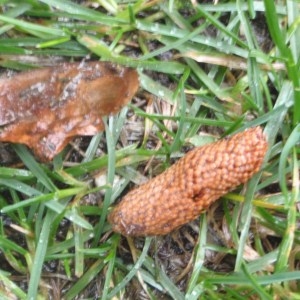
108, 126, 268, 236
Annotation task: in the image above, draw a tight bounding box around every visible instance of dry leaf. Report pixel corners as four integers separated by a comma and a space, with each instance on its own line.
0, 62, 139, 161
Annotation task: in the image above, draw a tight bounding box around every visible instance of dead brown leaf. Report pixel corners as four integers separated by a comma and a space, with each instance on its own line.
0, 61, 139, 161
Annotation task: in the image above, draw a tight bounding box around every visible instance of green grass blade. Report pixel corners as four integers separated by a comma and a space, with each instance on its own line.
12, 145, 57, 192
107, 237, 152, 299
27, 210, 55, 299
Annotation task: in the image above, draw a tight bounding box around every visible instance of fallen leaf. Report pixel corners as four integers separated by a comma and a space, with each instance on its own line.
0, 62, 139, 161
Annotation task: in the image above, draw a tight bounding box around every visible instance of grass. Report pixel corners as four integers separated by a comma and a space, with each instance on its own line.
0, 0, 299, 299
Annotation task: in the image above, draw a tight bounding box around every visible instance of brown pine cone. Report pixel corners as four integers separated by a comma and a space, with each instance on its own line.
108, 126, 268, 236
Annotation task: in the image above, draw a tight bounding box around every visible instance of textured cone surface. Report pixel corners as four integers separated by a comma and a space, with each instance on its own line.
108, 127, 268, 236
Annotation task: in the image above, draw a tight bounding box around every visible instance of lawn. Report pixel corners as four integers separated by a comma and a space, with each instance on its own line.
0, 0, 299, 299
